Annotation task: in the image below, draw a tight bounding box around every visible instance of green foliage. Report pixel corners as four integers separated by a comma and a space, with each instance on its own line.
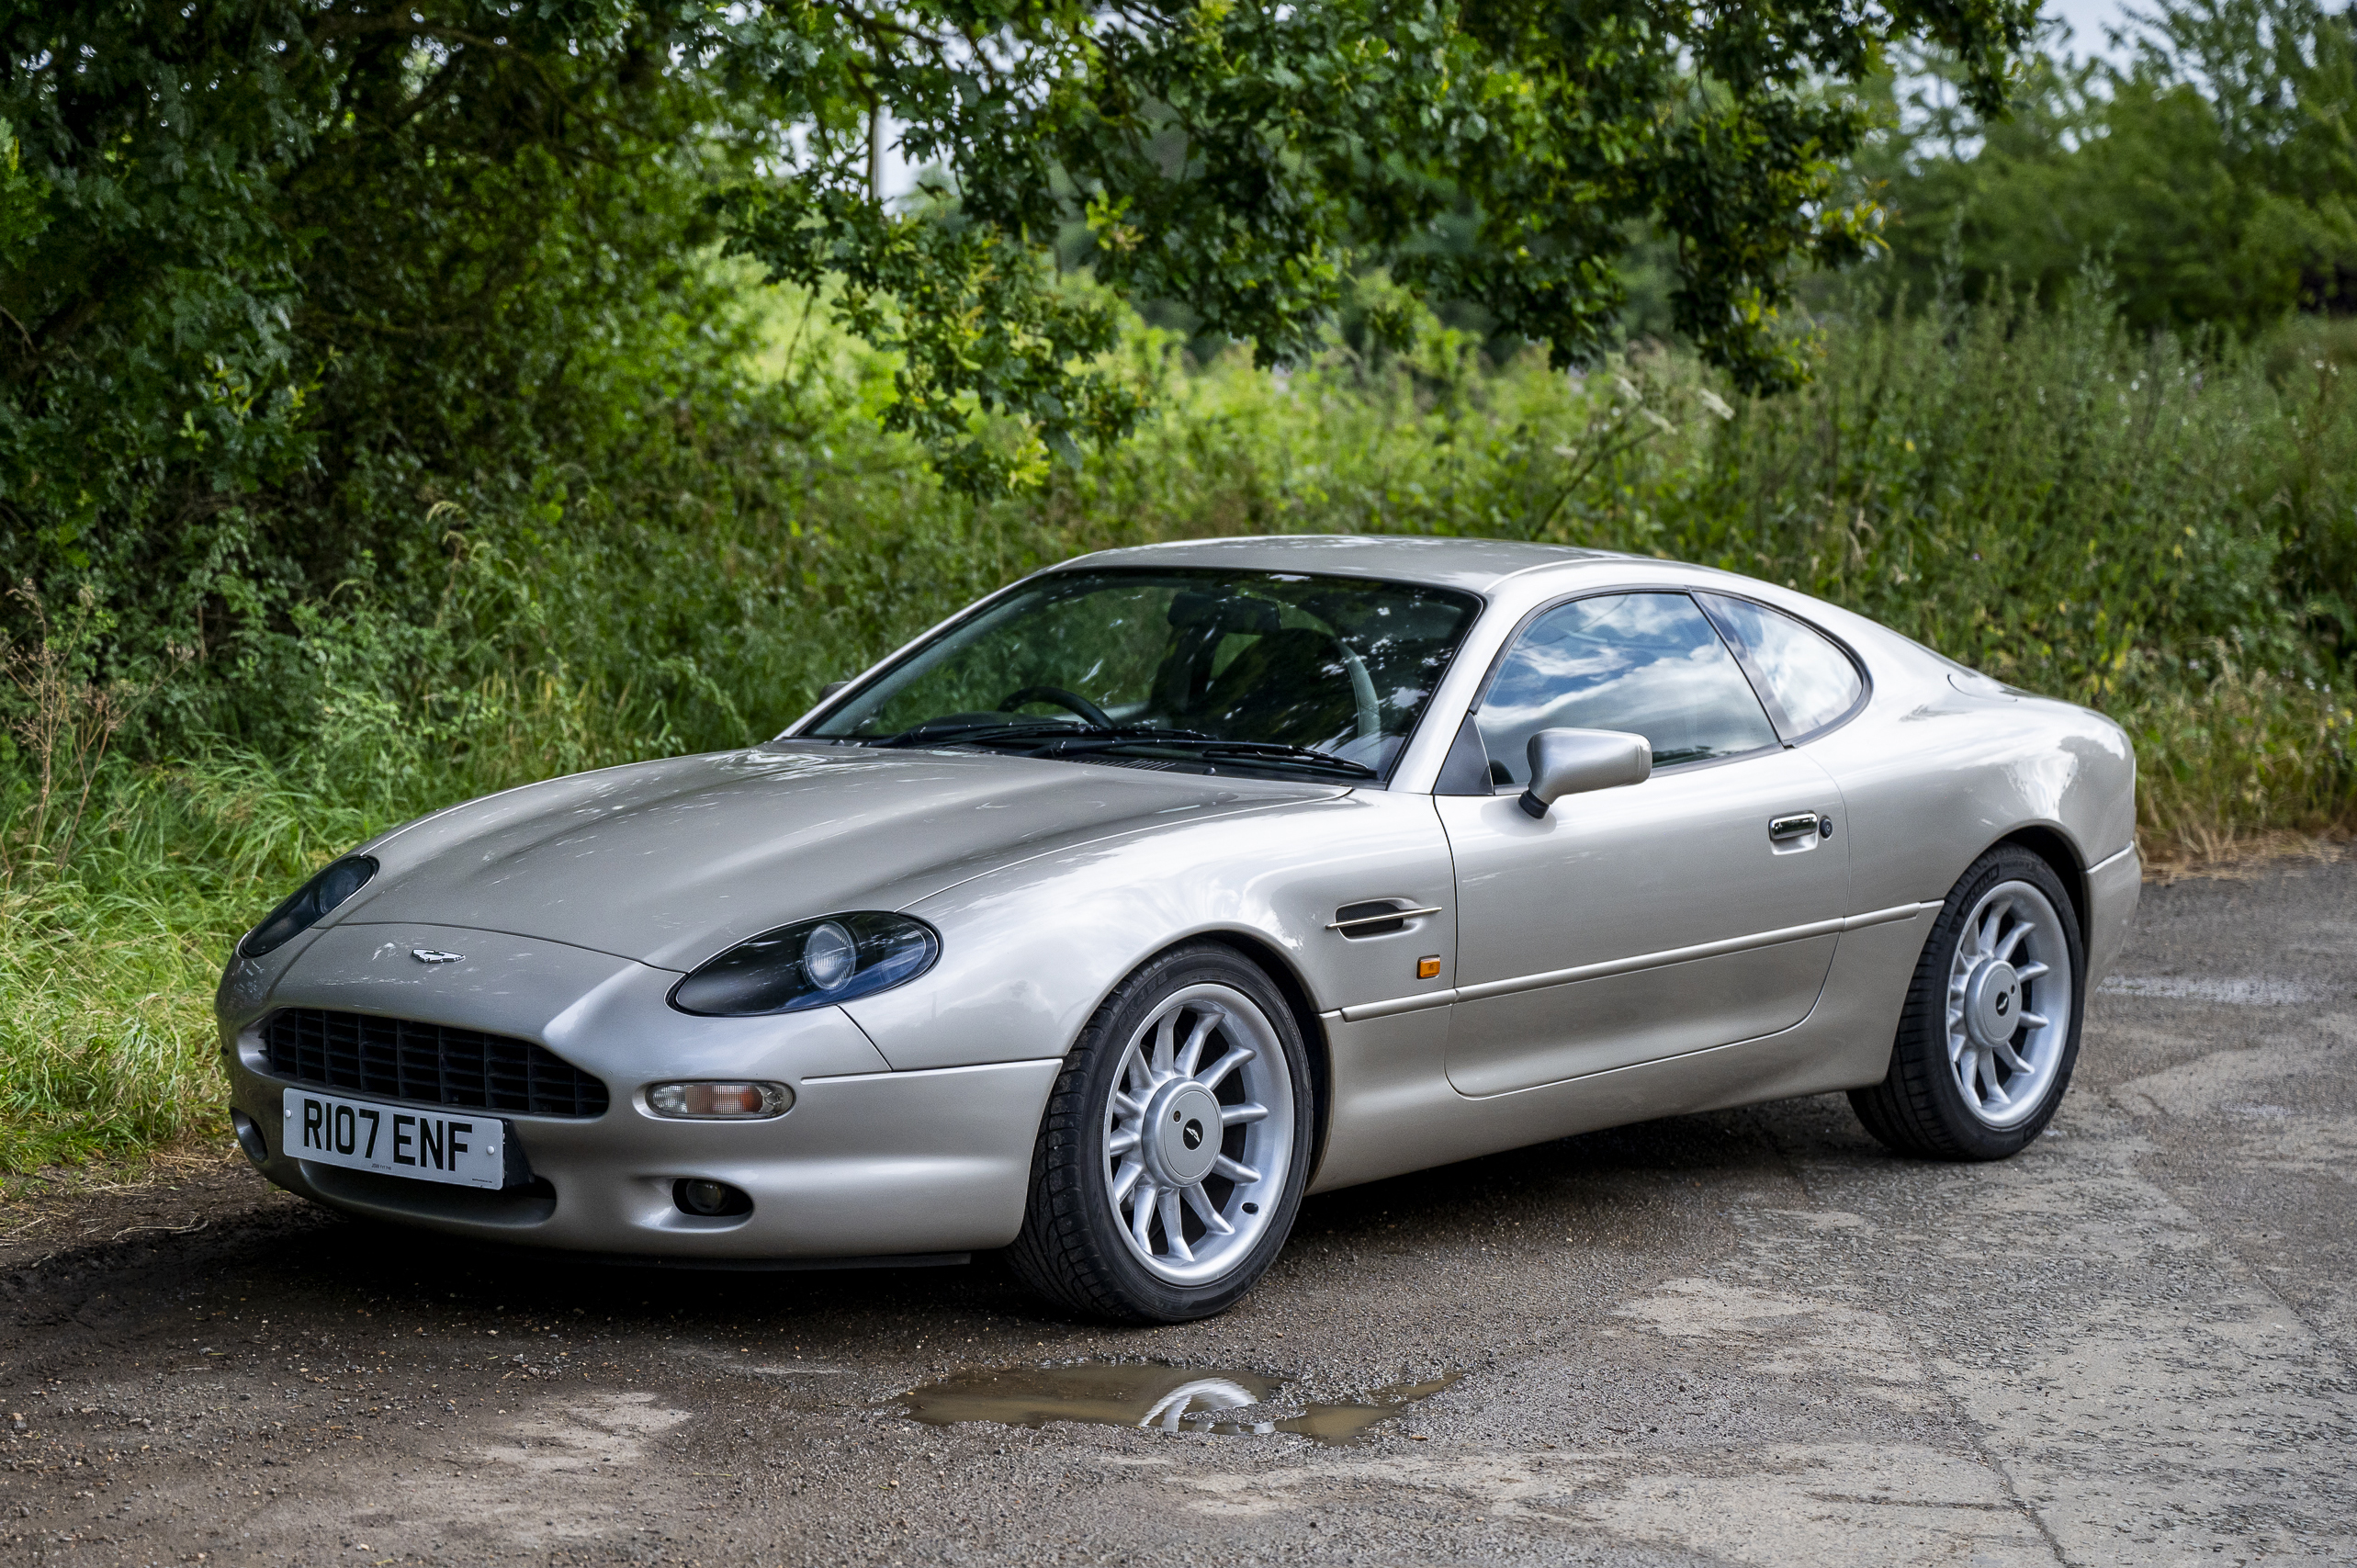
0, 115, 43, 261
1857, 0, 2357, 338
4, 286, 2353, 1174
1, 0, 2048, 702
724, 187, 1144, 491
719, 0, 2040, 479
0, 0, 773, 729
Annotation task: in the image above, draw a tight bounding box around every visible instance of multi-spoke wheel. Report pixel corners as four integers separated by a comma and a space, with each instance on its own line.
1852, 844, 2086, 1160
1945, 879, 2072, 1127
1009, 944, 1313, 1322
1102, 984, 1294, 1284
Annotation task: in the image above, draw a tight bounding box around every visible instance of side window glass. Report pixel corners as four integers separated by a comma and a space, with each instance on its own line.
1475, 592, 1779, 784
1697, 593, 1865, 739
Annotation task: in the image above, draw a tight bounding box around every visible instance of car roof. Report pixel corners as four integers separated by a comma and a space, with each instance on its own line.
1055, 534, 1638, 594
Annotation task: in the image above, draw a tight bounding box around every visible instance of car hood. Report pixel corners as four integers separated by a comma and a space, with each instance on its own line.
331, 742, 1334, 971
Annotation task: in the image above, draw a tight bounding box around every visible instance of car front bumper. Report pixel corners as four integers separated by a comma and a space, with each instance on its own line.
219, 922, 1061, 1260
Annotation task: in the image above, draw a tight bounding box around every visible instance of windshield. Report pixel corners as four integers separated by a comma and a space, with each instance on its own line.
807, 568, 1483, 781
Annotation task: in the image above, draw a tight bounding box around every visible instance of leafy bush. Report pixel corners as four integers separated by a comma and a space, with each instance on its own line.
1, 284, 2351, 1176
1855, 0, 2357, 340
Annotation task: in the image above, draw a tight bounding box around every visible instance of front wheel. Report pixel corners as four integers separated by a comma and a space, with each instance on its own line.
1007, 943, 1314, 1323
1850, 844, 2086, 1160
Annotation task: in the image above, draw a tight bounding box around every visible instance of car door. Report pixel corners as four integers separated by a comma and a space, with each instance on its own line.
1436, 590, 1851, 1098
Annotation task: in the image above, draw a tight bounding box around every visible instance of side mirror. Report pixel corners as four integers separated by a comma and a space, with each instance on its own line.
819, 680, 852, 699
1517, 728, 1652, 818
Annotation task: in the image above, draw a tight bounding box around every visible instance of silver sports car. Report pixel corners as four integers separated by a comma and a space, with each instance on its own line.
217, 536, 2139, 1322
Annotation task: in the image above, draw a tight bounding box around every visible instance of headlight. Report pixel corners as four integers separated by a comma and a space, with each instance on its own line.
240, 856, 379, 958
668, 912, 939, 1017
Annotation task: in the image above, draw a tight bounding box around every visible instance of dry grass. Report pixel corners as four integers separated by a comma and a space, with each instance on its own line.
2126, 655, 2357, 870
0, 1140, 239, 1208
2137, 827, 2351, 884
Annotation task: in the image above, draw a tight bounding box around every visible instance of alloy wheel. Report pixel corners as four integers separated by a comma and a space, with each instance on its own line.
1099, 983, 1295, 1286
1945, 879, 2075, 1128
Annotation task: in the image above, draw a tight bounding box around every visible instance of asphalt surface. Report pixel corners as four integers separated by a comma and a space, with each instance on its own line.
3, 859, 2352, 1566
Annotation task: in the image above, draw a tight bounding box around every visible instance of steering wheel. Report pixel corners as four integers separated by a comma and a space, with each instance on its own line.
997, 685, 1114, 729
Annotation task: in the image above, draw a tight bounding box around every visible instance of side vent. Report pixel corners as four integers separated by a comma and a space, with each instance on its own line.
1326, 900, 1443, 939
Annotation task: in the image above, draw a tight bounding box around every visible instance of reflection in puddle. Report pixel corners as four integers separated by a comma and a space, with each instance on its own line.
899, 1360, 1460, 1446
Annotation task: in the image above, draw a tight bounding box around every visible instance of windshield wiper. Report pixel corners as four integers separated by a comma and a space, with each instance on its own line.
1046, 728, 1378, 778
866, 718, 1100, 749
869, 719, 1376, 778
876, 719, 1219, 750
1181, 739, 1377, 777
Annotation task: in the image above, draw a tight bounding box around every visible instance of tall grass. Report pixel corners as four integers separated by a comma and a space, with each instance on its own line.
3, 286, 2351, 1177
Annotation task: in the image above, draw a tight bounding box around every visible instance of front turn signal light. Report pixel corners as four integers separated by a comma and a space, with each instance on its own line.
646, 1081, 793, 1119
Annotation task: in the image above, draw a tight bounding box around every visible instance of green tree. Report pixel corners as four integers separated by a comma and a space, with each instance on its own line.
719, 0, 2040, 483
1, 0, 2042, 688
1857, 0, 2357, 336
0, 2, 765, 725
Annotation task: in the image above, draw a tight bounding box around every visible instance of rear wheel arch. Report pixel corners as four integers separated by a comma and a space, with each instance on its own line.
1997, 824, 2090, 945
1852, 840, 2086, 1160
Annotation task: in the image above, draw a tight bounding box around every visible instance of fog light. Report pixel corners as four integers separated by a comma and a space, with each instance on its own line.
673, 1179, 752, 1217
647, 1081, 792, 1119
231, 1109, 267, 1164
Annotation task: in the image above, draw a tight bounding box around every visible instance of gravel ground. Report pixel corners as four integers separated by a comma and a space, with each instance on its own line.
3, 860, 2351, 1566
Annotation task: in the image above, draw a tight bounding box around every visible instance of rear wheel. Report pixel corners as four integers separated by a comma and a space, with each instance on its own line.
1850, 844, 2085, 1160
1008, 943, 1313, 1323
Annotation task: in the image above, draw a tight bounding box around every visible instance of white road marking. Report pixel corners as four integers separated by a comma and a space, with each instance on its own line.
2098, 975, 2319, 1004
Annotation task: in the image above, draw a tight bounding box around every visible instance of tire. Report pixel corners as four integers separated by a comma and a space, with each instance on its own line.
1850, 844, 2086, 1161
1007, 942, 1314, 1323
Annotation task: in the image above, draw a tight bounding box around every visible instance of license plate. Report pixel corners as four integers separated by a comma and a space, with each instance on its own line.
283, 1090, 506, 1190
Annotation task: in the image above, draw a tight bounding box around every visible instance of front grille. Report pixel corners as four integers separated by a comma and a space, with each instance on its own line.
262, 1009, 608, 1118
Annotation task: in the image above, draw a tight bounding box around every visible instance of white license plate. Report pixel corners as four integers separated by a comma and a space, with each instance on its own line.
284, 1090, 506, 1190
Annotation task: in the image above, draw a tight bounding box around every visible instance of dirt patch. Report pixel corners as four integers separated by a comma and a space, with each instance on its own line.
0, 865, 2351, 1565
0, 1142, 300, 1273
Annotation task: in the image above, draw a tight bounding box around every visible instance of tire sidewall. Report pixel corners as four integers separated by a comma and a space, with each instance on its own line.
1911, 847, 2088, 1157
1042, 944, 1314, 1322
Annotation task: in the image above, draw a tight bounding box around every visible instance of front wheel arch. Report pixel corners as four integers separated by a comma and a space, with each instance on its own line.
1007, 940, 1318, 1322
1183, 931, 1334, 1189
1058, 928, 1332, 1190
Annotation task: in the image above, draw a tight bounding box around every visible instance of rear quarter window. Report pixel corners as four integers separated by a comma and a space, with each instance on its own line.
1697, 594, 1866, 740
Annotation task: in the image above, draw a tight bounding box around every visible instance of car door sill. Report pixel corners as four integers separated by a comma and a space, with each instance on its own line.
1323, 901, 1938, 1023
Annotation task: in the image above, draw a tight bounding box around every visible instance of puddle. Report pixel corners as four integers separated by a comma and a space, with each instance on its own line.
898, 1359, 1461, 1446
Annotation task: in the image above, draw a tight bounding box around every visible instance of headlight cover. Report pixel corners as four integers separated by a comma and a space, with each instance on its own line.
240, 856, 379, 958
668, 912, 939, 1017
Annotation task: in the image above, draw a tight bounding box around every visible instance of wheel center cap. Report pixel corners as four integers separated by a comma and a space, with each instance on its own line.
1148, 1083, 1224, 1187
1966, 959, 2024, 1048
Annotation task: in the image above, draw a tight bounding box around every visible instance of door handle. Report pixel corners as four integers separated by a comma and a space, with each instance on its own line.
1769, 812, 1830, 841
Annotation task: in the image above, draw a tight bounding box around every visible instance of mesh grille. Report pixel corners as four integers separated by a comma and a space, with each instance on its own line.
262, 1008, 608, 1118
